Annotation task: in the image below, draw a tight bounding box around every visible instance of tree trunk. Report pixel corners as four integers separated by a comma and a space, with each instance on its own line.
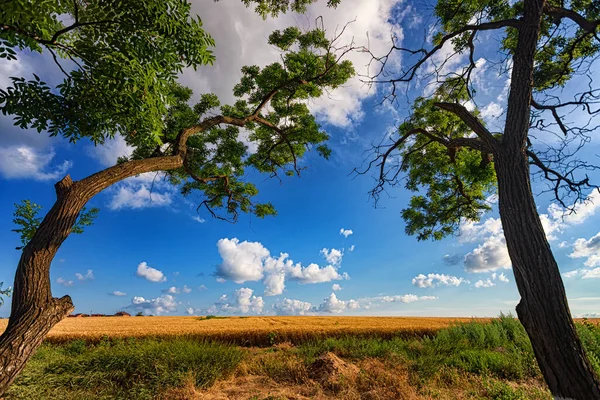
495, 149, 600, 399
0, 155, 184, 395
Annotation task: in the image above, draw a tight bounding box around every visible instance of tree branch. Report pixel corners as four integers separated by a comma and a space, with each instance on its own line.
434, 102, 499, 152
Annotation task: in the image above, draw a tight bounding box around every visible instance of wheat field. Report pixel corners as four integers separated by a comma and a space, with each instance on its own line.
0, 316, 489, 345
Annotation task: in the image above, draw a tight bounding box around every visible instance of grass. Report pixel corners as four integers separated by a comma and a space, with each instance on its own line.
4, 316, 600, 399
6, 338, 243, 400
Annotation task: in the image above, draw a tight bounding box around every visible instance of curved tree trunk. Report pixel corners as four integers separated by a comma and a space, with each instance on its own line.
495, 150, 600, 399
0, 155, 184, 395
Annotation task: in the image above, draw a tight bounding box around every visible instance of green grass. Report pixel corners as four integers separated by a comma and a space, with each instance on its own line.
6, 338, 244, 400
5, 316, 599, 399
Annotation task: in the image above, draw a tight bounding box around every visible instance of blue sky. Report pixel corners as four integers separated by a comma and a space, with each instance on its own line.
1, 0, 599, 318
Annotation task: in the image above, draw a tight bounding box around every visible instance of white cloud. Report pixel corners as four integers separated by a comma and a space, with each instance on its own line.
0, 145, 72, 181
274, 298, 313, 315
348, 245, 355, 252
460, 190, 600, 273
88, 135, 133, 167
314, 293, 360, 314
464, 235, 511, 273
192, 215, 206, 223
108, 183, 172, 210
320, 248, 343, 266
479, 102, 503, 124
208, 287, 264, 314
569, 232, 600, 267
216, 238, 269, 283
136, 262, 167, 283
182, 285, 192, 294
378, 294, 437, 303
162, 286, 180, 294
110, 290, 127, 297
475, 279, 495, 288
130, 294, 177, 315
562, 267, 600, 279
198, 284, 207, 291
412, 273, 467, 288
215, 238, 349, 296
56, 277, 74, 287
339, 228, 353, 238
75, 269, 94, 281
332, 283, 342, 291
475, 272, 509, 288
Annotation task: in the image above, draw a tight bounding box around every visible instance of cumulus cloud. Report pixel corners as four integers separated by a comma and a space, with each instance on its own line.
136, 262, 167, 283
332, 283, 342, 291
162, 286, 180, 294
412, 273, 467, 288
75, 269, 94, 281
562, 267, 600, 279
108, 182, 172, 210
461, 190, 600, 273
198, 284, 207, 291
0, 145, 72, 181
479, 102, 504, 124
182, 285, 192, 294
110, 291, 127, 297
464, 234, 511, 273
339, 228, 353, 238
192, 215, 206, 223
208, 287, 264, 314
348, 245, 355, 252
320, 248, 343, 266
274, 298, 313, 315
130, 294, 177, 315
474, 272, 510, 288
215, 238, 349, 296
569, 232, 600, 268
56, 277, 74, 287
88, 135, 133, 167
314, 293, 360, 314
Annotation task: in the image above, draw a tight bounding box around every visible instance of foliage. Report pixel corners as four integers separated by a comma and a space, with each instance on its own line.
398, 94, 497, 240
0, 282, 11, 307
0, 0, 215, 145
223, 0, 342, 18
368, 0, 600, 240
12, 200, 99, 249
0, 3, 354, 222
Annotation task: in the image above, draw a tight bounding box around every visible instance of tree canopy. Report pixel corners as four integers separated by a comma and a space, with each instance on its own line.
361, 0, 600, 241
0, 1, 355, 221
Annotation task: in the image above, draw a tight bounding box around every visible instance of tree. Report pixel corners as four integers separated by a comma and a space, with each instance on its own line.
359, 0, 600, 397
0, 0, 353, 393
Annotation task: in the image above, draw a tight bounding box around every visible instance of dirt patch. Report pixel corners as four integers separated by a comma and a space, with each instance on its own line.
197, 375, 325, 399
308, 352, 360, 390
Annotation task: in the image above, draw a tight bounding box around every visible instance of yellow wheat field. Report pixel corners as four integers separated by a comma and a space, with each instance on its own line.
0, 316, 493, 345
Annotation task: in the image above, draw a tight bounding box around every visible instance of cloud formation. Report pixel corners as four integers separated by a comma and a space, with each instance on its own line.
339, 228, 353, 238
412, 273, 467, 288
273, 298, 313, 315
110, 291, 127, 297
75, 269, 94, 281
136, 262, 167, 283
56, 277, 74, 287
0, 145, 72, 181
215, 238, 349, 296
208, 287, 264, 314
130, 294, 177, 315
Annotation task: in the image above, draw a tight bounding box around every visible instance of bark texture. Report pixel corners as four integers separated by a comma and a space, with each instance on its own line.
496, 0, 600, 397
495, 152, 600, 399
